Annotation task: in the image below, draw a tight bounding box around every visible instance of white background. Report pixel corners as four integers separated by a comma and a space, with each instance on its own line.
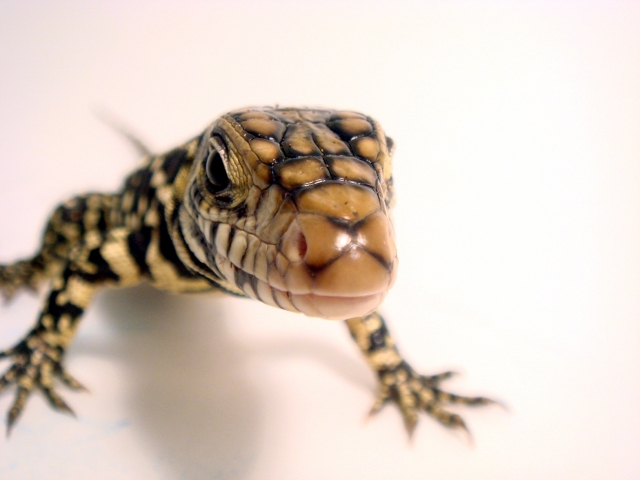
1, 1, 639, 479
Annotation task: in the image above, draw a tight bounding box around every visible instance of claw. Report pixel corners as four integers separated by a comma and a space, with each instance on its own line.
424, 370, 458, 384
368, 389, 389, 417
403, 411, 418, 438
0, 341, 26, 359
470, 397, 509, 412
43, 387, 75, 416
446, 393, 500, 407
0, 365, 19, 391
0, 265, 25, 302
0, 288, 16, 305
58, 369, 87, 392
453, 416, 474, 446
7, 387, 30, 437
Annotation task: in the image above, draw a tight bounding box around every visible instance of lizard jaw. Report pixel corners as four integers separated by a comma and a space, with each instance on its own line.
286, 291, 387, 320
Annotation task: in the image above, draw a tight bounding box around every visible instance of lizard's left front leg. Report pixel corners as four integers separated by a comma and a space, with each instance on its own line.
346, 312, 497, 438
0, 228, 141, 434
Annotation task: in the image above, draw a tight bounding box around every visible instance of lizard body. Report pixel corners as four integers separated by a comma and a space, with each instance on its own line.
0, 107, 494, 436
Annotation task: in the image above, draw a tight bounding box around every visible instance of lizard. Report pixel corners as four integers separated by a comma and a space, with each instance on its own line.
0, 107, 495, 438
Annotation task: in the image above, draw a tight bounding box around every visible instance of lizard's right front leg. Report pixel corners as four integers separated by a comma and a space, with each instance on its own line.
0, 194, 117, 300
0, 227, 142, 435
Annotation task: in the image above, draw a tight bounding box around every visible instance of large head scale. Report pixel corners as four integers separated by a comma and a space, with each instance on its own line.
180, 107, 397, 320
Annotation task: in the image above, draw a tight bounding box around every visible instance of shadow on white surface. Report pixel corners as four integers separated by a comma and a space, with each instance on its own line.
92, 286, 263, 478
79, 285, 375, 478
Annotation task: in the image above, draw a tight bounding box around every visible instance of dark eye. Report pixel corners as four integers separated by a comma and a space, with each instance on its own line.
205, 141, 230, 193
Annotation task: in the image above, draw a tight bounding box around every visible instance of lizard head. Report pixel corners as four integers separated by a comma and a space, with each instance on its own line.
180, 107, 397, 320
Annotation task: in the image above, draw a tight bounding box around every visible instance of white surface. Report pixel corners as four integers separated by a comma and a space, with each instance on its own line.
1, 1, 639, 479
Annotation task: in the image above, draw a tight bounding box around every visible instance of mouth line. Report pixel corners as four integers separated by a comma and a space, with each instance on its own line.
273, 286, 387, 300
281, 290, 385, 320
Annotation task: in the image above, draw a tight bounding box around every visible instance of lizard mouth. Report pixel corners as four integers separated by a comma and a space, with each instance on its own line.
268, 211, 398, 319
224, 244, 397, 321
285, 291, 387, 320
184, 184, 398, 320
227, 266, 393, 320
193, 209, 398, 321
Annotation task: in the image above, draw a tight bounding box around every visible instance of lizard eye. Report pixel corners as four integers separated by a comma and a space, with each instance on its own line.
205, 136, 230, 193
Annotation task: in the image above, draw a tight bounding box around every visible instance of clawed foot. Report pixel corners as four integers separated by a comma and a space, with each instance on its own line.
371, 361, 499, 441
0, 333, 85, 435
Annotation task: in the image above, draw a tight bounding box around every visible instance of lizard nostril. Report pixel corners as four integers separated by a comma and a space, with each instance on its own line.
281, 220, 307, 263
298, 231, 308, 259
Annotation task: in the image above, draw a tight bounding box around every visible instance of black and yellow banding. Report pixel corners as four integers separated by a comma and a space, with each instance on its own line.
347, 312, 496, 438
0, 107, 496, 438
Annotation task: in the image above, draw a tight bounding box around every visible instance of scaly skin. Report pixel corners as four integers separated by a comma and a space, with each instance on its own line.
0, 107, 496, 437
